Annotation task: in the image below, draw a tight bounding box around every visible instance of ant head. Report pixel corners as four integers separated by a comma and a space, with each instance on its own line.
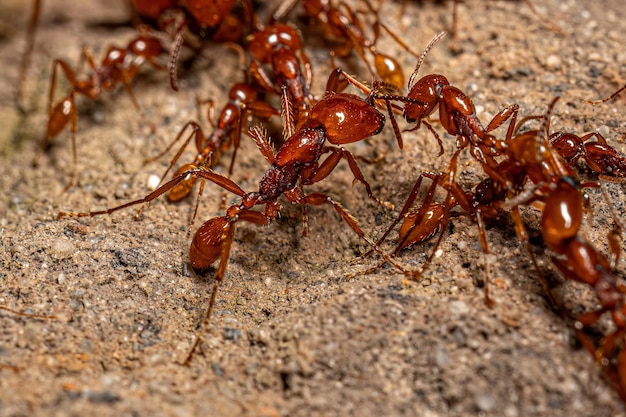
404, 74, 448, 123
248, 24, 303, 62
184, 0, 236, 28
310, 93, 385, 144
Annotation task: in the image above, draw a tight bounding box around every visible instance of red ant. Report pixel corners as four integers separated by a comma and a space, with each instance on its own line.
547, 131, 626, 182
143, 44, 278, 215
274, 0, 418, 88
368, 31, 519, 154
37, 32, 167, 191
131, 0, 255, 91
495, 98, 626, 401
57, 74, 409, 363
247, 23, 314, 121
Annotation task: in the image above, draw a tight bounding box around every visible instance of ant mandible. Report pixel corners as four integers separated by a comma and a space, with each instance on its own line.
37, 32, 166, 191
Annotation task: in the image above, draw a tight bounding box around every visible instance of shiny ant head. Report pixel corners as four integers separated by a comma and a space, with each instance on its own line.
403, 74, 449, 123
248, 24, 303, 62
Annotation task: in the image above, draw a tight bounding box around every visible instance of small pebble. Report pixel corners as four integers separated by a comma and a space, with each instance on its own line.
449, 300, 469, 316
51, 239, 75, 260
546, 54, 561, 70
475, 392, 496, 412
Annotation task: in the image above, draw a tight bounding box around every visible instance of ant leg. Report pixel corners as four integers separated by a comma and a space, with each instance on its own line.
196, 97, 216, 129
299, 193, 417, 278
304, 145, 393, 209
184, 217, 236, 366
600, 184, 625, 269
390, 172, 442, 255
57, 167, 245, 220
423, 149, 463, 267
584, 84, 626, 105
422, 121, 444, 156
485, 104, 519, 141
16, 0, 41, 113
509, 205, 559, 308
249, 61, 280, 95
143, 121, 205, 184
475, 207, 494, 307
364, 172, 440, 258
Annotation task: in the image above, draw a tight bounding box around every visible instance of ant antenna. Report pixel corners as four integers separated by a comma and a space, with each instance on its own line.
408, 31, 446, 91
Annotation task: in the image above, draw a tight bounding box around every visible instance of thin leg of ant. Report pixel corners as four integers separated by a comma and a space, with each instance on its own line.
506, 192, 560, 309
297, 192, 417, 278
143, 121, 207, 183
0, 305, 57, 320
16, 0, 41, 113
584, 84, 626, 105
575, 311, 626, 402
57, 167, 245, 220
373, 171, 442, 260
599, 183, 625, 269
304, 145, 394, 210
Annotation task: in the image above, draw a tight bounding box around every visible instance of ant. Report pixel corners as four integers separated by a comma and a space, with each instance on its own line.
37, 32, 167, 191
131, 0, 256, 91
494, 98, 626, 401
143, 44, 278, 214
273, 0, 418, 88
247, 23, 314, 121
545, 130, 626, 182
369, 31, 519, 155
58, 74, 410, 364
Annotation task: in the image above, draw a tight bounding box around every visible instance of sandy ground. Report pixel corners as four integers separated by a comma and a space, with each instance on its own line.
1, 0, 626, 416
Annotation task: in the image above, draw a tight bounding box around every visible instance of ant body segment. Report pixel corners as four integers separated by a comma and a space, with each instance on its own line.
37, 33, 166, 191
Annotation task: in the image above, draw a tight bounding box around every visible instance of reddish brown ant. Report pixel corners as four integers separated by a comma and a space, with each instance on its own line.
37, 32, 167, 191
495, 98, 626, 401
247, 23, 315, 122
143, 44, 278, 215
369, 31, 519, 155
274, 0, 418, 88
58, 74, 410, 363
131, 0, 256, 91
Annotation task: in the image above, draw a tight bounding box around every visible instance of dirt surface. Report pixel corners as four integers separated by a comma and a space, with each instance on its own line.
1, 0, 626, 416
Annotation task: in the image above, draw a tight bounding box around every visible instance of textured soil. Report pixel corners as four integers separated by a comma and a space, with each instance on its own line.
1, 0, 626, 416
